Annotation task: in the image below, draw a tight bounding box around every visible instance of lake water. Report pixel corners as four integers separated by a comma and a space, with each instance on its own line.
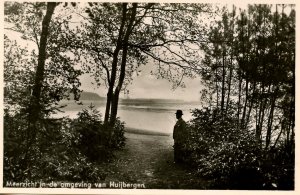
54, 99, 201, 134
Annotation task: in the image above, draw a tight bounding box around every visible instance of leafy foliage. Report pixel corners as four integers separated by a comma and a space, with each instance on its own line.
4, 1, 83, 175
199, 5, 295, 149
4, 35, 34, 114
71, 104, 126, 161
3, 104, 125, 183
187, 107, 260, 175
186, 106, 294, 189
188, 5, 295, 189
55, 2, 214, 124
4, 2, 83, 116
3, 2, 294, 190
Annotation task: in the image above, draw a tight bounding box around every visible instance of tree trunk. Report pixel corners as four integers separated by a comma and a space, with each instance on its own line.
29, 2, 56, 124
258, 84, 271, 141
104, 3, 128, 124
104, 88, 113, 123
237, 68, 242, 123
110, 3, 137, 126
241, 78, 249, 128
256, 82, 265, 143
215, 65, 219, 108
287, 80, 295, 145
265, 86, 279, 149
221, 55, 226, 112
25, 2, 56, 176
246, 81, 256, 126
272, 121, 283, 150
225, 56, 233, 114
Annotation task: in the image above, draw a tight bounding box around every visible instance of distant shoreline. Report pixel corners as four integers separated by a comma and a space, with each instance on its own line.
66, 91, 200, 103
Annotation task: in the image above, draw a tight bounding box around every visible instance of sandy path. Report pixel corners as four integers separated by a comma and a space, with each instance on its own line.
103, 132, 210, 189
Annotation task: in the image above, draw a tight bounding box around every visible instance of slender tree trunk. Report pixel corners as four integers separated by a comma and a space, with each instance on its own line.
29, 2, 56, 124
104, 3, 128, 124
237, 68, 242, 123
27, 2, 56, 138
221, 54, 226, 112
272, 121, 283, 150
246, 81, 256, 126
256, 82, 265, 142
265, 5, 279, 149
225, 57, 233, 113
104, 88, 113, 123
241, 78, 249, 128
25, 2, 56, 177
257, 84, 271, 143
215, 67, 219, 108
287, 76, 295, 145
266, 86, 279, 149
225, 9, 235, 114
290, 55, 295, 145
110, 3, 137, 126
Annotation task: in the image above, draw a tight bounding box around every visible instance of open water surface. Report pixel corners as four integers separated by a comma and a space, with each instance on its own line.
55, 99, 201, 134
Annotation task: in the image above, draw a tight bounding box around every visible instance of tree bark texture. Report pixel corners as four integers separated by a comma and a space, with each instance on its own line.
110, 3, 138, 126
29, 2, 56, 124
104, 3, 128, 124
25, 2, 56, 175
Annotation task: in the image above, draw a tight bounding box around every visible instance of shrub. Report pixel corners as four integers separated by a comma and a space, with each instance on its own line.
3, 103, 126, 184
3, 113, 106, 183
260, 142, 295, 190
186, 106, 294, 189
4, 111, 29, 182
32, 117, 107, 182
186, 107, 263, 189
110, 117, 126, 149
71, 104, 126, 161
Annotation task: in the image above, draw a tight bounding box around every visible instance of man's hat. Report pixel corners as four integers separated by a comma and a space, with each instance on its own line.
175, 110, 183, 115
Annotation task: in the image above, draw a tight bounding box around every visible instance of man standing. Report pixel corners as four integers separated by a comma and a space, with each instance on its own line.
173, 110, 187, 163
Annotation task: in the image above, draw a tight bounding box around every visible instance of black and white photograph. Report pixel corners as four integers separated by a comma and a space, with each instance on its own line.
1, 0, 296, 193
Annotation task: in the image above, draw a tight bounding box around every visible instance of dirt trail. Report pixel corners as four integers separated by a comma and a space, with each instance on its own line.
103, 132, 210, 189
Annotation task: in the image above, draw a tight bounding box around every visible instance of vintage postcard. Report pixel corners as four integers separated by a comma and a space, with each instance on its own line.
0, 0, 298, 194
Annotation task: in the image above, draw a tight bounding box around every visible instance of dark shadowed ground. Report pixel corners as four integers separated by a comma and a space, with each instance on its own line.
102, 132, 212, 189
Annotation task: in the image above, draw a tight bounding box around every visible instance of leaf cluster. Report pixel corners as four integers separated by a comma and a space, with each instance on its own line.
186, 105, 294, 189
71, 104, 126, 161
4, 2, 84, 117
3, 104, 125, 182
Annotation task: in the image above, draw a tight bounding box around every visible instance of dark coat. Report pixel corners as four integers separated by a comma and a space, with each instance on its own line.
173, 118, 187, 143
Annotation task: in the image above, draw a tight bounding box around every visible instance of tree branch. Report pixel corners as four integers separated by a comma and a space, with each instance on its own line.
97, 52, 111, 86
131, 3, 155, 32
139, 49, 197, 71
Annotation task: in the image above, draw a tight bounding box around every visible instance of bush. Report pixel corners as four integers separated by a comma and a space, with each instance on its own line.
71, 104, 125, 161
3, 114, 106, 183
3, 104, 126, 184
260, 143, 295, 190
32, 117, 108, 183
186, 107, 263, 189
186, 107, 294, 190
110, 117, 126, 149
4, 111, 29, 182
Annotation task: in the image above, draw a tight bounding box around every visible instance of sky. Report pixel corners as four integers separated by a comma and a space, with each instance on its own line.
79, 63, 203, 101
4, 24, 203, 102
4, 1, 295, 102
